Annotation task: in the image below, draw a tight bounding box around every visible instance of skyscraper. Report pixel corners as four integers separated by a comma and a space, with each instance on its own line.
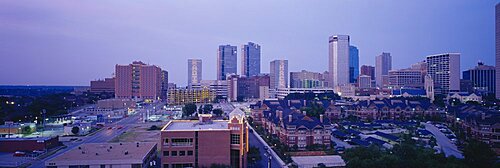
463, 62, 496, 95
496, 3, 500, 98
188, 59, 202, 87
115, 61, 162, 100
360, 65, 375, 80
426, 53, 460, 95
375, 52, 392, 88
329, 35, 350, 87
241, 42, 261, 77
217, 45, 237, 80
270, 60, 288, 89
161, 70, 169, 100
349, 45, 359, 83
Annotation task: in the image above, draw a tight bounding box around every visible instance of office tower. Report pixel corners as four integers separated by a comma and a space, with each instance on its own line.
358, 75, 372, 88
290, 70, 326, 88
188, 59, 202, 87
388, 68, 423, 89
375, 52, 392, 88
217, 45, 237, 80
241, 42, 261, 77
161, 110, 248, 168
161, 70, 169, 100
227, 74, 270, 101
328, 35, 350, 87
360, 65, 375, 80
349, 45, 359, 83
463, 62, 496, 95
270, 60, 288, 89
426, 53, 461, 95
496, 3, 500, 98
115, 61, 162, 100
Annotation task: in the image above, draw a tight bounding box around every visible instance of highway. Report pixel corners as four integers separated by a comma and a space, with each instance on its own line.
28, 103, 158, 167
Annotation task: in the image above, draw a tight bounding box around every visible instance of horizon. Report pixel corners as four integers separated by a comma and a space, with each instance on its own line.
0, 0, 497, 86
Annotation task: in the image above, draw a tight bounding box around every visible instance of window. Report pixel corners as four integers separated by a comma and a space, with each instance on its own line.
163, 151, 169, 156
172, 164, 193, 168
100, 165, 105, 168
171, 151, 177, 156
187, 150, 193, 156
231, 134, 240, 144
163, 164, 169, 168
164, 138, 169, 145
179, 151, 186, 156
171, 138, 193, 146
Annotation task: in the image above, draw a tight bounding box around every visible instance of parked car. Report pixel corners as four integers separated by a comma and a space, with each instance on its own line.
13, 151, 26, 157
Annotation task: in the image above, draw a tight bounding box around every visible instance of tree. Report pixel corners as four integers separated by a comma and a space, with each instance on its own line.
182, 103, 197, 117
22, 126, 32, 134
247, 146, 262, 166
213, 108, 224, 116
71, 126, 80, 135
203, 104, 213, 114
300, 102, 325, 118
463, 140, 497, 168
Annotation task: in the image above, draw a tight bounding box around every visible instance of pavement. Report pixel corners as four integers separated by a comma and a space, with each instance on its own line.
27, 102, 160, 167
331, 136, 353, 149
423, 123, 464, 159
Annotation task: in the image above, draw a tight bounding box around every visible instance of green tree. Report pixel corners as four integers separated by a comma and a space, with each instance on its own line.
203, 104, 213, 114
71, 126, 80, 135
247, 146, 262, 166
463, 140, 497, 168
300, 102, 325, 118
182, 103, 197, 117
212, 108, 224, 116
22, 126, 32, 134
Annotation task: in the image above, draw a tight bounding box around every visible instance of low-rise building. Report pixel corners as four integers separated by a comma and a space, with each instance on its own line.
275, 88, 335, 99
160, 111, 248, 168
446, 92, 482, 103
45, 142, 157, 168
449, 105, 500, 147
349, 98, 442, 121
167, 87, 215, 105
0, 136, 59, 152
292, 155, 346, 168
90, 77, 115, 94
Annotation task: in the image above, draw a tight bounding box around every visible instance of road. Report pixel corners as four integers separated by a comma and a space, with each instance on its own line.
248, 129, 285, 168
331, 136, 353, 149
28, 103, 158, 167
423, 123, 464, 159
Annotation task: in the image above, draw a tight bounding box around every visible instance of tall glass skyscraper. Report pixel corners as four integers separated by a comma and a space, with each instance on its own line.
329, 35, 350, 87
241, 42, 261, 77
349, 45, 359, 83
496, 3, 500, 98
217, 45, 237, 80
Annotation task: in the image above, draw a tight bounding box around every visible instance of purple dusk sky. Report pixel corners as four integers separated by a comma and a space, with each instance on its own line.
0, 0, 496, 86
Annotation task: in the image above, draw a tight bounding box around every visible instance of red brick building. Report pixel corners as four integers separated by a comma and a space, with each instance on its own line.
160, 110, 248, 168
0, 136, 59, 152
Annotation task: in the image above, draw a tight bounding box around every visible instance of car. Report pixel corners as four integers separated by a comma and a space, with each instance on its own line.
108, 127, 113, 130
13, 151, 26, 157
117, 126, 123, 129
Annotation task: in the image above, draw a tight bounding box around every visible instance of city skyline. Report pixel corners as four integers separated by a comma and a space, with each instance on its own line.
0, 1, 497, 86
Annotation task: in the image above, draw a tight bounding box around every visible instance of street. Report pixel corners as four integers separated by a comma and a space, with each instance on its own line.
423, 123, 464, 159
248, 129, 284, 168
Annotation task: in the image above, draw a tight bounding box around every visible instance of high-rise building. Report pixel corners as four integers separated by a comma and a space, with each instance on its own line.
161, 70, 169, 100
290, 70, 326, 88
349, 45, 359, 83
270, 60, 288, 89
426, 53, 461, 95
217, 45, 237, 80
375, 52, 392, 88
358, 75, 372, 88
388, 68, 423, 89
425, 74, 435, 102
241, 42, 261, 77
161, 110, 248, 168
328, 35, 350, 87
496, 3, 500, 99
227, 74, 270, 101
360, 65, 375, 80
463, 62, 496, 95
188, 59, 202, 87
115, 61, 162, 100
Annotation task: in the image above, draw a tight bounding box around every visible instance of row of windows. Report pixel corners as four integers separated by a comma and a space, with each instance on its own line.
164, 138, 194, 146
163, 150, 193, 157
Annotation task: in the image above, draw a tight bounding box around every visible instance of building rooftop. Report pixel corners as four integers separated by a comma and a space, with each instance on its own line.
47, 142, 156, 165
292, 155, 346, 168
162, 120, 229, 131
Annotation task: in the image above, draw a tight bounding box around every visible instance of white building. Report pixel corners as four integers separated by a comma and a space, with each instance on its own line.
447, 92, 482, 103
358, 75, 372, 88
426, 53, 460, 95
188, 59, 202, 87
329, 35, 350, 87
275, 88, 335, 99
388, 68, 423, 89
270, 60, 288, 89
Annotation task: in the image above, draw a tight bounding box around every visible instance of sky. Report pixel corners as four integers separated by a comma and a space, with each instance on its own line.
0, 0, 497, 86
